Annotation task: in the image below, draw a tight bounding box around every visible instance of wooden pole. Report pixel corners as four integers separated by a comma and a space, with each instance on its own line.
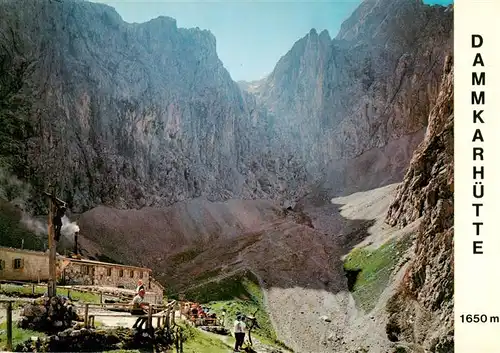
175, 328, 180, 352
45, 191, 67, 298
74, 231, 79, 255
147, 306, 153, 329
6, 301, 12, 351
84, 303, 89, 328
248, 325, 253, 346
47, 195, 56, 297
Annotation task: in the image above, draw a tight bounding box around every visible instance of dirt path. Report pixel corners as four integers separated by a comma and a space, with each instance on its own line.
249, 337, 291, 353
176, 311, 287, 353
202, 328, 288, 353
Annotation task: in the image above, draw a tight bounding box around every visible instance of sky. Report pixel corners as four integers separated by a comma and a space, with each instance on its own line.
94, 0, 454, 82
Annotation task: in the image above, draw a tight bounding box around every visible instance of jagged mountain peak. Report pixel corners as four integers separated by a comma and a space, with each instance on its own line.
145, 15, 177, 25
319, 29, 331, 41
254, 0, 452, 197
307, 28, 331, 41
0, 0, 452, 214
138, 15, 178, 32
335, 0, 452, 43
262, 28, 332, 89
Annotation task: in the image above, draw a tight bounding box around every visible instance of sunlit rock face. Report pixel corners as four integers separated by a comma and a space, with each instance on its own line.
0, 0, 452, 214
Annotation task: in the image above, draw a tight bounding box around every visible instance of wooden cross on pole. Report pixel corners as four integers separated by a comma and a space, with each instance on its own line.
44, 190, 67, 298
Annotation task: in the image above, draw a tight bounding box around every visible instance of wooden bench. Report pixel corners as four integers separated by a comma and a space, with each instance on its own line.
202, 318, 217, 325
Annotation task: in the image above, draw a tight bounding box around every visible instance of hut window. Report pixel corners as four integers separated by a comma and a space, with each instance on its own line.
119, 269, 124, 277
107, 268, 112, 276
13, 258, 24, 270
129, 270, 134, 278
82, 265, 90, 275
139, 271, 143, 279
0, 260, 5, 270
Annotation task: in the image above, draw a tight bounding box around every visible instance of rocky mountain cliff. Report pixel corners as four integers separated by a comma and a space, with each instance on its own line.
0, 0, 455, 352
385, 55, 453, 352
0, 0, 305, 213
251, 0, 453, 197
0, 0, 452, 216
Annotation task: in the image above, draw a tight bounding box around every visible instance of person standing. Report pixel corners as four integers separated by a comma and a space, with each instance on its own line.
221, 308, 226, 326
233, 315, 246, 352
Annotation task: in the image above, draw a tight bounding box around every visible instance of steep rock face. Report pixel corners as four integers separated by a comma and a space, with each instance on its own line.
385, 56, 453, 352
252, 0, 453, 196
0, 0, 453, 215
0, 0, 295, 213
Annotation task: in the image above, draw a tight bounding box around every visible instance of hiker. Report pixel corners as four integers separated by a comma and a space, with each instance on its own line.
199, 306, 207, 318
221, 308, 226, 326
233, 314, 247, 352
136, 280, 145, 294
131, 288, 149, 330
191, 305, 199, 318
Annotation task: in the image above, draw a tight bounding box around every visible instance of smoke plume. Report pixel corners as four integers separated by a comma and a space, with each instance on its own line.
20, 213, 80, 245
20, 213, 48, 235
61, 215, 80, 240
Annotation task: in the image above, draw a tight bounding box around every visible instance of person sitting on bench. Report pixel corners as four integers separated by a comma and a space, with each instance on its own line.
131, 289, 149, 329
